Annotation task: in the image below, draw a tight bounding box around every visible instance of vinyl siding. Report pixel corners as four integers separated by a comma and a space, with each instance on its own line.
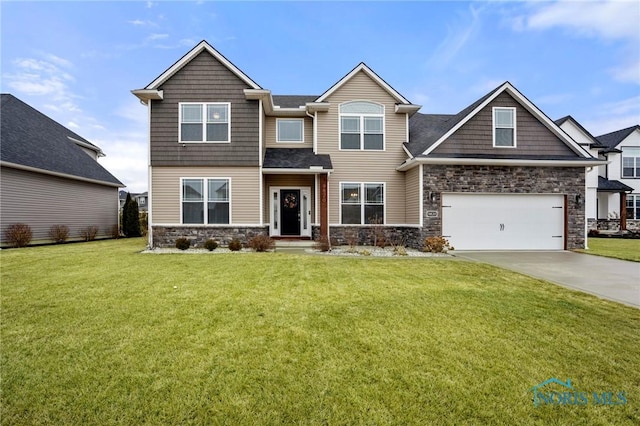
263, 174, 316, 223
405, 165, 421, 225
0, 167, 119, 244
151, 166, 261, 224
433, 92, 576, 156
316, 71, 408, 224
150, 51, 260, 167
264, 116, 313, 148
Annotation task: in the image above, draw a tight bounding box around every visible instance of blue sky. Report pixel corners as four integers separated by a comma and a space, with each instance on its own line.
1, 0, 639, 192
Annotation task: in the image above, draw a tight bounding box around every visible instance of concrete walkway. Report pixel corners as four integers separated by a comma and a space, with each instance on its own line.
454, 251, 640, 309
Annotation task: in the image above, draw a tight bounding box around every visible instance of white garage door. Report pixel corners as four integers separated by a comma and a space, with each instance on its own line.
441, 194, 565, 250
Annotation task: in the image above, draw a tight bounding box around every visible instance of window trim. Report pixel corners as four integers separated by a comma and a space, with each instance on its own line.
339, 182, 385, 225
339, 101, 385, 151
178, 102, 231, 144
180, 177, 232, 225
276, 118, 304, 143
492, 107, 517, 148
627, 194, 640, 220
621, 147, 640, 179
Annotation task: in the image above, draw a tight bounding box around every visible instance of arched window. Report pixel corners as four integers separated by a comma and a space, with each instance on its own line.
339, 101, 384, 150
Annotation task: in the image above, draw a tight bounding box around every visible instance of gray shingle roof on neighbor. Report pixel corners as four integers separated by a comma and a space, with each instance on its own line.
598, 176, 634, 192
1, 94, 123, 186
263, 148, 332, 170
596, 125, 640, 152
272, 95, 319, 108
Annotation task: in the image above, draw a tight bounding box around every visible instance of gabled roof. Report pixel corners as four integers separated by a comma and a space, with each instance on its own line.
554, 115, 605, 148
316, 62, 415, 106
0, 94, 123, 187
596, 125, 640, 152
405, 82, 591, 159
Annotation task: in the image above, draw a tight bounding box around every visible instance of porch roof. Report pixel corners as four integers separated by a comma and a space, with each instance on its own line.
263, 148, 333, 172
598, 176, 634, 192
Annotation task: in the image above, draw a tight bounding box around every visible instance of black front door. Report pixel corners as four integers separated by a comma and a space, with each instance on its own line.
280, 189, 300, 236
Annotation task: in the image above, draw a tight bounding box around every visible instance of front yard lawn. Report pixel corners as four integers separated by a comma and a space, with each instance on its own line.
2, 238, 639, 425
580, 237, 640, 262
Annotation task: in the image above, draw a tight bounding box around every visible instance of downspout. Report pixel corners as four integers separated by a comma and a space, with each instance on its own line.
147, 99, 153, 248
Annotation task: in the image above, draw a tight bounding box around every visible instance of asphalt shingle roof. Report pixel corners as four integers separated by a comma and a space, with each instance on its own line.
263, 148, 332, 170
1, 94, 123, 186
598, 176, 633, 192
596, 125, 640, 153
272, 95, 319, 108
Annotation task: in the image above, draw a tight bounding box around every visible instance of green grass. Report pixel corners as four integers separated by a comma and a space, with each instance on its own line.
579, 238, 640, 262
2, 238, 639, 425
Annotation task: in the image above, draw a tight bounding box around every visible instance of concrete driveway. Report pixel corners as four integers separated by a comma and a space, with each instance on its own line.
454, 251, 640, 308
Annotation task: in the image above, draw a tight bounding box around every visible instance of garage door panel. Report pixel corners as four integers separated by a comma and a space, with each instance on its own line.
442, 194, 565, 250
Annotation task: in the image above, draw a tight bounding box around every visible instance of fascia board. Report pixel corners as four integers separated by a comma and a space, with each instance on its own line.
396, 156, 607, 171
1, 161, 123, 187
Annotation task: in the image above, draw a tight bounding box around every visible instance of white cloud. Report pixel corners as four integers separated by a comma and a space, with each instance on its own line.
583, 96, 640, 135
147, 33, 169, 41
609, 58, 640, 84
68, 121, 80, 129
429, 4, 485, 68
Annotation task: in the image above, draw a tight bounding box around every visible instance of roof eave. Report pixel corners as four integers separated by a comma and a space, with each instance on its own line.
131, 89, 164, 104
1, 160, 124, 187
397, 156, 606, 171
262, 167, 334, 174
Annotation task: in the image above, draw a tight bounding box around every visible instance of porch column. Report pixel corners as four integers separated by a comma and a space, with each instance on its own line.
620, 192, 627, 231
319, 173, 328, 240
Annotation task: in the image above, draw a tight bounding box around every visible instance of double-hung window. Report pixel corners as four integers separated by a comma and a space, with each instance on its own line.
180, 103, 230, 143
182, 178, 230, 224
341, 182, 384, 224
277, 119, 304, 143
493, 107, 516, 147
340, 101, 384, 150
622, 148, 640, 178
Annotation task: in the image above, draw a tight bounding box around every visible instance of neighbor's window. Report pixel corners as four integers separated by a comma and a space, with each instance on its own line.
493, 107, 516, 147
340, 101, 384, 150
622, 148, 640, 178
180, 103, 230, 143
626, 194, 640, 220
277, 119, 304, 143
182, 178, 230, 224
341, 182, 384, 224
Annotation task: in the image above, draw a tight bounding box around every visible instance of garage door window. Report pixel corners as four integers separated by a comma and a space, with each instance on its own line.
493, 107, 516, 148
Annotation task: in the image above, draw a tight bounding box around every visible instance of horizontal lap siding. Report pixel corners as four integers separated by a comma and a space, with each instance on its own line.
263, 175, 316, 223
150, 51, 260, 166
0, 167, 118, 243
264, 116, 313, 148
317, 71, 408, 224
405, 165, 421, 225
152, 167, 261, 224
433, 92, 576, 156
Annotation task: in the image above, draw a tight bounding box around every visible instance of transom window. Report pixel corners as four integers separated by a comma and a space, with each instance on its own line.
277, 119, 304, 143
182, 178, 230, 224
180, 103, 230, 143
627, 194, 640, 219
622, 147, 640, 178
340, 101, 384, 150
493, 107, 516, 147
341, 182, 384, 224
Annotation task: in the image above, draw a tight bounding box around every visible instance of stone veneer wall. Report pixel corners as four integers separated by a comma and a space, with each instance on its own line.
421, 165, 586, 249
595, 219, 640, 231
152, 226, 268, 248
313, 226, 423, 250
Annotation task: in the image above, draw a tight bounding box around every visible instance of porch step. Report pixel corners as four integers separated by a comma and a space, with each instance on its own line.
274, 239, 316, 250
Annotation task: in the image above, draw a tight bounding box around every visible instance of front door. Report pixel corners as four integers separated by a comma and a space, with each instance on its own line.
280, 189, 301, 236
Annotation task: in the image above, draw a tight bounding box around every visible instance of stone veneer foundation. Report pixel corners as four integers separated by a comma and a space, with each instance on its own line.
151, 226, 268, 248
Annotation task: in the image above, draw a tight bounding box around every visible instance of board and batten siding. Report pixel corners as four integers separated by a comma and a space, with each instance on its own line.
433, 92, 576, 156
0, 167, 119, 244
405, 165, 421, 225
151, 166, 261, 224
263, 174, 316, 223
150, 51, 260, 167
316, 70, 409, 224
264, 116, 313, 149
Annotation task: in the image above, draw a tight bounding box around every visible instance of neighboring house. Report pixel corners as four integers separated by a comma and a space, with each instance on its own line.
132, 41, 602, 250
1, 94, 123, 246
119, 190, 149, 212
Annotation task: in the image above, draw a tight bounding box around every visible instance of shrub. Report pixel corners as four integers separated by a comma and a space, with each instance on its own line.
139, 212, 148, 237
175, 237, 190, 250
204, 239, 218, 251
109, 224, 120, 239
80, 226, 99, 241
423, 236, 453, 253
4, 223, 32, 248
313, 235, 331, 252
228, 238, 243, 251
48, 225, 70, 243
588, 229, 600, 237
248, 234, 275, 252
393, 246, 408, 256
122, 193, 141, 237
345, 228, 359, 249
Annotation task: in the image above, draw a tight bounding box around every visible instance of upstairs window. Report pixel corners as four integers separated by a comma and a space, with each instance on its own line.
340, 101, 384, 150
493, 107, 516, 147
277, 119, 304, 143
622, 148, 640, 178
180, 103, 230, 143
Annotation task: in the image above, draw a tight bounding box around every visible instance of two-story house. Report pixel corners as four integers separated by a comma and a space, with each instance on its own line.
133, 41, 602, 250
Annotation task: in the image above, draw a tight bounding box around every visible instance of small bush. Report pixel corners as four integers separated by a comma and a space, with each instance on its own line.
80, 226, 99, 241
204, 239, 218, 251
393, 246, 408, 256
345, 228, 359, 249
248, 234, 275, 252
109, 224, 120, 239
175, 237, 190, 250
423, 236, 453, 253
228, 238, 243, 251
4, 223, 32, 248
48, 225, 70, 243
359, 249, 372, 256
588, 229, 600, 237
313, 235, 331, 252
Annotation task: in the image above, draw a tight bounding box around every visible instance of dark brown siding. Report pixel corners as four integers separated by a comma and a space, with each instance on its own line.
150, 51, 259, 166
433, 92, 576, 157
